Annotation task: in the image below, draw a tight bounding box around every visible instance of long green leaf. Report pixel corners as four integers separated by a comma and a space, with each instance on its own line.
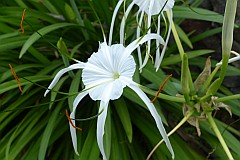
113, 98, 132, 143
19, 23, 76, 58
173, 6, 224, 23
49, 76, 69, 109
79, 122, 100, 159
38, 101, 63, 160
0, 75, 51, 94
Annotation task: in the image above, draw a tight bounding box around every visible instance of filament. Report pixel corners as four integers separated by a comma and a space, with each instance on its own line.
65, 109, 82, 131
151, 74, 172, 103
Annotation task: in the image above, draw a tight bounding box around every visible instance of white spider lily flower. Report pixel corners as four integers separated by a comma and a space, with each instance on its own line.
44, 34, 174, 160
109, 0, 175, 72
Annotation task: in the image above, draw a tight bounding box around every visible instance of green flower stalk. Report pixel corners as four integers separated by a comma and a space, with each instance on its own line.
207, 0, 238, 95
207, 112, 234, 160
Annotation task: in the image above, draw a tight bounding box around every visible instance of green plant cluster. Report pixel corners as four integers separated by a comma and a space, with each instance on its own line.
0, 0, 239, 160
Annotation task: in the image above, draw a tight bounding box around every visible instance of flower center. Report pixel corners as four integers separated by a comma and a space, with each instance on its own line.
113, 72, 120, 79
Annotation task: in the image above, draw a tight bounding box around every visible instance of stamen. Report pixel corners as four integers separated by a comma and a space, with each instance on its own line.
9, 64, 23, 93
65, 109, 82, 131
151, 74, 172, 103
20, 8, 26, 33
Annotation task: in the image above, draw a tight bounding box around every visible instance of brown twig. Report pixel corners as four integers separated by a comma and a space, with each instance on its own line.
9, 64, 23, 93
65, 109, 82, 131
151, 74, 172, 103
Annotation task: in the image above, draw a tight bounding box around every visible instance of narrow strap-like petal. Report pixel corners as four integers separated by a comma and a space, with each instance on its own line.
216, 55, 240, 66
137, 11, 144, 72
44, 63, 85, 96
128, 83, 174, 159
109, 0, 124, 45
69, 91, 88, 155
97, 100, 109, 160
155, 15, 161, 69
122, 34, 165, 66
120, 1, 135, 44
140, 2, 154, 70
155, 10, 173, 71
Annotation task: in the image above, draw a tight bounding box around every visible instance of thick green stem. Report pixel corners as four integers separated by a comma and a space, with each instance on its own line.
169, 12, 195, 98
207, 112, 234, 160
146, 109, 195, 160
215, 94, 240, 102
181, 54, 191, 104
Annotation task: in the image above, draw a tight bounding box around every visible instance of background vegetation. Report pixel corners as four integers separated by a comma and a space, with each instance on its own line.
0, 0, 239, 159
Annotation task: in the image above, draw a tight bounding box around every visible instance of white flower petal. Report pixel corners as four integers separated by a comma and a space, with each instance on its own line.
216, 55, 240, 66
154, 15, 161, 69
84, 42, 127, 75
134, 0, 174, 15
141, 9, 153, 69
69, 91, 88, 155
117, 55, 136, 77
83, 42, 135, 101
120, 1, 135, 44
97, 100, 109, 160
109, 44, 131, 71
155, 10, 173, 71
121, 34, 165, 66
44, 63, 85, 96
109, 0, 124, 45
86, 43, 113, 73
137, 11, 144, 71
88, 78, 126, 101
128, 82, 174, 159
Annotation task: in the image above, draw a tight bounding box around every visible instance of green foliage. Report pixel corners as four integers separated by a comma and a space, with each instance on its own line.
0, 0, 239, 160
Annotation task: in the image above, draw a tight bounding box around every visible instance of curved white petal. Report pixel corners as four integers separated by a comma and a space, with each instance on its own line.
154, 15, 161, 70
69, 91, 88, 155
127, 82, 174, 159
120, 1, 135, 44
216, 55, 240, 66
141, 4, 153, 70
137, 11, 144, 71
155, 10, 173, 71
126, 34, 165, 56
122, 34, 165, 67
134, 0, 175, 15
109, 0, 124, 45
83, 42, 127, 75
97, 100, 109, 160
44, 63, 85, 96
88, 80, 121, 101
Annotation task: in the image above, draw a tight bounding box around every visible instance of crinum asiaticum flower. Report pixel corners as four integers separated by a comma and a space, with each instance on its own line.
109, 0, 174, 72
44, 34, 174, 160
